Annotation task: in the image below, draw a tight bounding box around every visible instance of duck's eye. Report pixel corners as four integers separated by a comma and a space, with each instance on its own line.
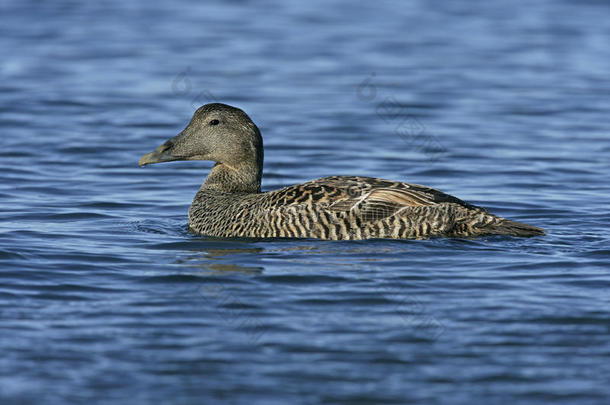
209, 119, 220, 126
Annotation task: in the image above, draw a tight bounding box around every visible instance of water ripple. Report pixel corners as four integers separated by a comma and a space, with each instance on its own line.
1, 0, 609, 404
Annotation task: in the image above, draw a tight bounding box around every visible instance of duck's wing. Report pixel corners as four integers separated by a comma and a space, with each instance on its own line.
259, 176, 544, 238
267, 176, 478, 222
318, 176, 479, 222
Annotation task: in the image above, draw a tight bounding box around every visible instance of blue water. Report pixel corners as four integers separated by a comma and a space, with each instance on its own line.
1, 0, 609, 404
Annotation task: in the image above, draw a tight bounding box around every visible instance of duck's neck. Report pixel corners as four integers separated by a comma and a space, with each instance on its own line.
202, 161, 262, 193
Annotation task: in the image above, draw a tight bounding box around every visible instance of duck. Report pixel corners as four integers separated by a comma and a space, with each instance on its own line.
139, 103, 545, 240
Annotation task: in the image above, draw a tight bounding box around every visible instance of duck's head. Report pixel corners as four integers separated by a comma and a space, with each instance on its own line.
139, 103, 263, 170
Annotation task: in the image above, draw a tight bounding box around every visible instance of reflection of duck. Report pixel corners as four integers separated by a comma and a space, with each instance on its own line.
140, 103, 545, 240
181, 245, 264, 274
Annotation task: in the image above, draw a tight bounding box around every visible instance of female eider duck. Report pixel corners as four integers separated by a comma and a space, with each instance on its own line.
139, 103, 545, 240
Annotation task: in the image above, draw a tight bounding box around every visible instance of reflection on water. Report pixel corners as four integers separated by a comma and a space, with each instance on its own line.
180, 246, 265, 274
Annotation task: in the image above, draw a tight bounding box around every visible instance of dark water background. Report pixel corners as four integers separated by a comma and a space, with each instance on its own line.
1, 0, 609, 404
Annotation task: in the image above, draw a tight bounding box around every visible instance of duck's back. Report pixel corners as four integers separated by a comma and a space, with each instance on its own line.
188, 176, 544, 240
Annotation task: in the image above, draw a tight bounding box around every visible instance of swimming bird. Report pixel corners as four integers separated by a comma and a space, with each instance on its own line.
139, 103, 545, 239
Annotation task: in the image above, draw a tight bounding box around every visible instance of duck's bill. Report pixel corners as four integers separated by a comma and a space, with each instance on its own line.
139, 144, 179, 167
139, 130, 207, 166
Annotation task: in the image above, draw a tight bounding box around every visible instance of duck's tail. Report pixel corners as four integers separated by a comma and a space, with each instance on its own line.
449, 208, 546, 238
481, 218, 546, 237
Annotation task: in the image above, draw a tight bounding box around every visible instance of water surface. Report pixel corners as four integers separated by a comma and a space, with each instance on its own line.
1, 0, 609, 404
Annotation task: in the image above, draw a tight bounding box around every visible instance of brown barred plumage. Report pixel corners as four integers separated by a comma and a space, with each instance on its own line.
140, 103, 545, 240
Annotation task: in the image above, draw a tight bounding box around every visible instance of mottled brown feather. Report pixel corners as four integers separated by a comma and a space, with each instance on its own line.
187, 175, 545, 240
